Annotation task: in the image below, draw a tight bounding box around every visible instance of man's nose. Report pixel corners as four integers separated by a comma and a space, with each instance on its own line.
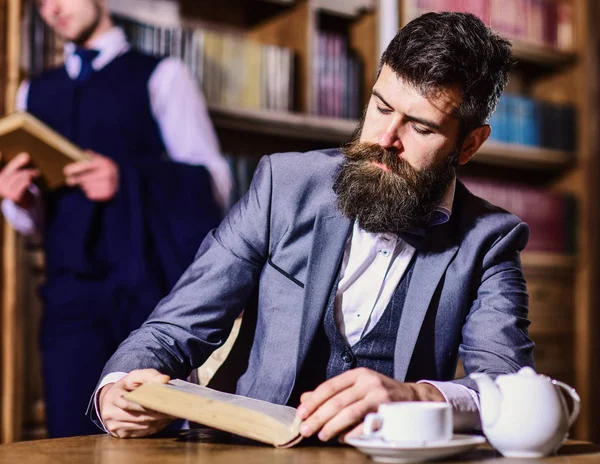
378, 124, 403, 150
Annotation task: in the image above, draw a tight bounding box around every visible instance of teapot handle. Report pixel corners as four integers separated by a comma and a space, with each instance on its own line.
553, 380, 581, 428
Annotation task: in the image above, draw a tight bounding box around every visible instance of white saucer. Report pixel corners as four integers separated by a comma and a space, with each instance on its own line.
346, 434, 486, 463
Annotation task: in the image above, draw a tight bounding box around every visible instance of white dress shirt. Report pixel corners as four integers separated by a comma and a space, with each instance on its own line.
334, 180, 480, 431
95, 180, 481, 432
1, 26, 232, 235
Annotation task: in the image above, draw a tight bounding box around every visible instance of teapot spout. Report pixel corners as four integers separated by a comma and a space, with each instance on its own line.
471, 373, 503, 428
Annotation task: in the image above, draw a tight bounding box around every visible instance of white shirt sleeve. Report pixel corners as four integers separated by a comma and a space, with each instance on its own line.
91, 372, 128, 432
1, 80, 44, 236
16, 80, 30, 111
148, 57, 233, 210
418, 380, 481, 432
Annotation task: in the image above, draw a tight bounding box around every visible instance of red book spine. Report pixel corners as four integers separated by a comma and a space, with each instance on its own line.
461, 177, 567, 253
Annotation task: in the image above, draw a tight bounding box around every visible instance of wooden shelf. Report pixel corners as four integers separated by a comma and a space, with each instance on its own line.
315, 0, 375, 18
210, 106, 573, 171
529, 327, 575, 336
108, 0, 181, 27
511, 38, 576, 69
475, 140, 573, 170
400, 14, 576, 70
208, 104, 356, 143
521, 252, 576, 271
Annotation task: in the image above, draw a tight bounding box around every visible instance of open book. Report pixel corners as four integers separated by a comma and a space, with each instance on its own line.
125, 379, 303, 448
0, 112, 88, 188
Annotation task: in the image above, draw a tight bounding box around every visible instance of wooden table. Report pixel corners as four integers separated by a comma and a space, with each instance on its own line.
0, 431, 599, 464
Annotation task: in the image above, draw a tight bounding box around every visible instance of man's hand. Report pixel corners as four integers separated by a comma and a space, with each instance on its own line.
0, 153, 39, 209
99, 369, 175, 438
296, 368, 445, 442
64, 151, 119, 202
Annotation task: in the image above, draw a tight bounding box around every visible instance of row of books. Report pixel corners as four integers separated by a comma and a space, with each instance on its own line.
461, 176, 575, 254
406, 0, 574, 51
114, 16, 295, 112
488, 95, 576, 152
313, 30, 363, 120
20, 5, 296, 114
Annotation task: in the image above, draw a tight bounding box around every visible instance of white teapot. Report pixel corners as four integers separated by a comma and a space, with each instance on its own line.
471, 367, 580, 457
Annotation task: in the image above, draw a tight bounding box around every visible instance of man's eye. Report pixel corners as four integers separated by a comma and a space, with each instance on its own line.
412, 124, 432, 135
376, 106, 392, 115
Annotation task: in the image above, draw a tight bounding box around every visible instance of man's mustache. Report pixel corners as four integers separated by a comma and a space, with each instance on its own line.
343, 141, 410, 176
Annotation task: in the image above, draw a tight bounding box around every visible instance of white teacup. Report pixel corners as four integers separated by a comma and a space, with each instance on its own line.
363, 402, 453, 443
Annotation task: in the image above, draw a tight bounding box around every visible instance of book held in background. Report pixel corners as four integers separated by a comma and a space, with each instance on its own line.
0, 112, 88, 189
125, 379, 303, 448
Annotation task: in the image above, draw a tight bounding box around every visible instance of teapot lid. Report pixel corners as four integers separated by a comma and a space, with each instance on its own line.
497, 366, 548, 385
517, 366, 537, 377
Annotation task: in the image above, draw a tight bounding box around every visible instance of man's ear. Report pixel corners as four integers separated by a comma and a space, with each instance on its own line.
458, 125, 491, 165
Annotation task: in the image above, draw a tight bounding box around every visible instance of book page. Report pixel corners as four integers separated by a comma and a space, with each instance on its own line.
169, 379, 298, 428
125, 379, 303, 447
0, 112, 88, 188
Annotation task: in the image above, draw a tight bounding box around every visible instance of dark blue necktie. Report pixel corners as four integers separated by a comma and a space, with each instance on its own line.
74, 47, 100, 83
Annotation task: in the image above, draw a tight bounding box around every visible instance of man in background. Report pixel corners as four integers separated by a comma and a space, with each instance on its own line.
0, 0, 232, 437
93, 11, 534, 442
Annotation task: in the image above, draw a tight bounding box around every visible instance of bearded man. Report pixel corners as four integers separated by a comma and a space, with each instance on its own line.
93, 11, 534, 441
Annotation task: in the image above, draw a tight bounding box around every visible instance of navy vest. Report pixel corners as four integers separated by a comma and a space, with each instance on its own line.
28, 50, 165, 164
28, 51, 221, 315
28, 51, 165, 278
289, 257, 416, 406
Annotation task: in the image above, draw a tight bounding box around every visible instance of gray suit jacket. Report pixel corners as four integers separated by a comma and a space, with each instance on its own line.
97, 148, 534, 405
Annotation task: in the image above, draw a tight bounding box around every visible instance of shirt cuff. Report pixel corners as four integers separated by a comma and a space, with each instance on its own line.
92, 372, 128, 432
417, 380, 481, 432
1, 184, 42, 235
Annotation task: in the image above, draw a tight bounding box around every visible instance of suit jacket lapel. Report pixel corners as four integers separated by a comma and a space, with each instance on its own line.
394, 223, 460, 381
291, 178, 465, 383
296, 212, 352, 372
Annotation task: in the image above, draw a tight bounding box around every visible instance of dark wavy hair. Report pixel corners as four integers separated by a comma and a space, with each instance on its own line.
380, 12, 513, 134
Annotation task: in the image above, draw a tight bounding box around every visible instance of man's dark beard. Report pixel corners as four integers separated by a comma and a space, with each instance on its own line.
72, 1, 102, 45
333, 140, 459, 235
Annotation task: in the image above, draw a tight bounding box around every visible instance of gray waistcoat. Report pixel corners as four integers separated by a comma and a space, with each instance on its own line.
289, 258, 415, 405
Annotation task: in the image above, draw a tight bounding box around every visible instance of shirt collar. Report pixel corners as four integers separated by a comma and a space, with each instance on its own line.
64, 27, 130, 80
431, 177, 455, 227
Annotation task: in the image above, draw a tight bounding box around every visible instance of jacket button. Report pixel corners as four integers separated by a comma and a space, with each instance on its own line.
341, 351, 354, 363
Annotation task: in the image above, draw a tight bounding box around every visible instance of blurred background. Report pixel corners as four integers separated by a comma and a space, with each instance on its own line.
1, 0, 599, 444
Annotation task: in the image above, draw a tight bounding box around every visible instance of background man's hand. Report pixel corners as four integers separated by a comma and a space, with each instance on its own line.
296, 367, 445, 443
64, 151, 119, 201
0, 153, 39, 209
99, 369, 174, 438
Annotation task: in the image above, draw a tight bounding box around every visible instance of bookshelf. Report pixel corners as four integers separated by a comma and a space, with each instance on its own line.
511, 38, 576, 68
521, 251, 577, 270
474, 141, 573, 170
0, 0, 599, 443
